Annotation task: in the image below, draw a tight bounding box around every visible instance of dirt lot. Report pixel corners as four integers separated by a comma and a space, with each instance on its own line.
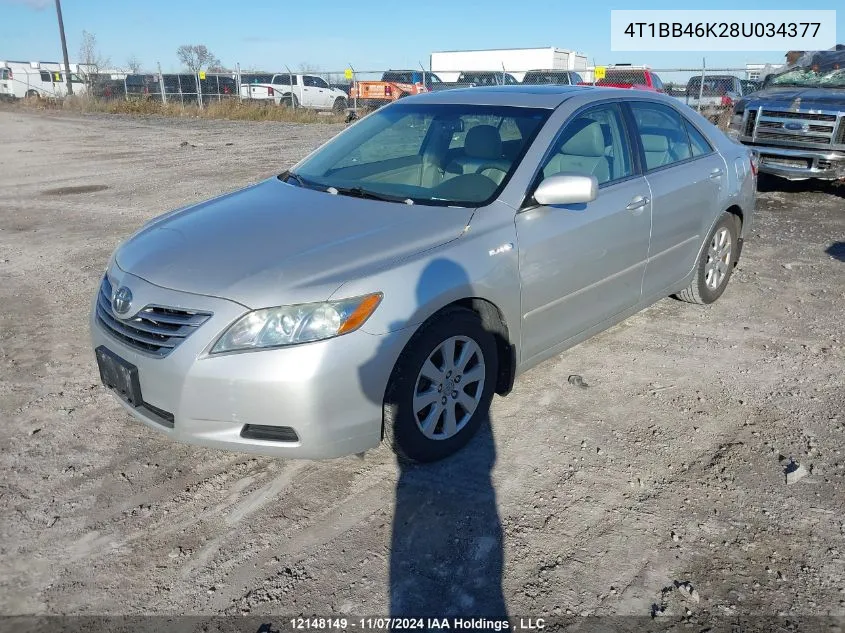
1, 109, 844, 628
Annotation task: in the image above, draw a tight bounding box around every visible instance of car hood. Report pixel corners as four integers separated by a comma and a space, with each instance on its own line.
737, 86, 845, 112
116, 178, 473, 308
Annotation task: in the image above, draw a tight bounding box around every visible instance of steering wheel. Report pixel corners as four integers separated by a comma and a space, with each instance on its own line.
474, 164, 509, 180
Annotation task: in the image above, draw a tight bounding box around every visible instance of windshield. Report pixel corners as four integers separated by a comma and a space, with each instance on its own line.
769, 66, 845, 88
290, 103, 550, 207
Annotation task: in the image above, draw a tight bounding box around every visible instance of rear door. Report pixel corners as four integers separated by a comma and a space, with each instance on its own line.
302, 75, 322, 107
627, 101, 726, 297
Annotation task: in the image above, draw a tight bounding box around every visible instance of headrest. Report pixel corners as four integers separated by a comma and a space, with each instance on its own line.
560, 121, 605, 157
465, 125, 503, 159
641, 134, 669, 152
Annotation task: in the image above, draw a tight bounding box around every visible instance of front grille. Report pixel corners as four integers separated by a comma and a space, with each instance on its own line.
761, 110, 837, 122
837, 122, 845, 145
96, 276, 212, 357
744, 109, 758, 136
755, 131, 831, 145
753, 108, 838, 147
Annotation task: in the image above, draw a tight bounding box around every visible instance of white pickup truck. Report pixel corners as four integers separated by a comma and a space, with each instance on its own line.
240, 73, 348, 111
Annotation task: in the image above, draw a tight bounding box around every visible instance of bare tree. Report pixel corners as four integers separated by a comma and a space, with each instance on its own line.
176, 45, 221, 74
126, 54, 142, 74
78, 30, 110, 87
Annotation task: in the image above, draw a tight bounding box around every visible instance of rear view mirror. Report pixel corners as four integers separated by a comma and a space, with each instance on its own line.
533, 173, 598, 206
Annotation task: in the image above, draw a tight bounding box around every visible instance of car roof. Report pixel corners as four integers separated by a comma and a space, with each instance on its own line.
404, 84, 678, 108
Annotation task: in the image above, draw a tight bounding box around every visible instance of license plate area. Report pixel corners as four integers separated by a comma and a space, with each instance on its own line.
95, 345, 143, 407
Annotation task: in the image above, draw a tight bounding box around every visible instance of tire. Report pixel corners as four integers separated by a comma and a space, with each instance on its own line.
383, 307, 498, 463
280, 93, 299, 108
676, 212, 740, 304
332, 97, 347, 113
26, 90, 39, 99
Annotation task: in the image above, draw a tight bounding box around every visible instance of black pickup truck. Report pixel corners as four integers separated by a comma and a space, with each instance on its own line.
728, 49, 845, 181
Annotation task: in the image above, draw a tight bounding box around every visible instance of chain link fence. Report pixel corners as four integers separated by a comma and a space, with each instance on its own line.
80, 64, 757, 127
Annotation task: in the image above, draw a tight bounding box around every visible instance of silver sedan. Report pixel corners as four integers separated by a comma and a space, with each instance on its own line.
91, 86, 757, 462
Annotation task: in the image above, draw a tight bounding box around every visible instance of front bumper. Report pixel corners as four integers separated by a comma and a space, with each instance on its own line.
742, 143, 845, 180
90, 271, 413, 459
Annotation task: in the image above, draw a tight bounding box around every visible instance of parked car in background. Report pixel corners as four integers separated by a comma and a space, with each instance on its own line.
0, 61, 87, 99
92, 85, 756, 464
349, 70, 446, 110
162, 74, 200, 103
456, 71, 519, 86
729, 48, 845, 180
585, 67, 665, 92
239, 73, 275, 101
90, 75, 126, 100
740, 79, 761, 95
242, 73, 348, 111
200, 74, 237, 99
521, 69, 584, 85
686, 75, 744, 122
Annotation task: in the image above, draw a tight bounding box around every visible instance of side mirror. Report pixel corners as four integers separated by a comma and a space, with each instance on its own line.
533, 173, 598, 206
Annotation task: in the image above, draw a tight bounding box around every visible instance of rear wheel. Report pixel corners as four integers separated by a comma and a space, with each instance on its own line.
280, 93, 299, 108
383, 307, 497, 463
676, 212, 739, 304
26, 89, 39, 99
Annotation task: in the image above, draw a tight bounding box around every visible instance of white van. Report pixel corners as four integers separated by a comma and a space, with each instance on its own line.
0, 61, 88, 99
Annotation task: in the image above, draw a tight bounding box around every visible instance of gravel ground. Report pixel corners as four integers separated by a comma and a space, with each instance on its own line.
1, 109, 844, 628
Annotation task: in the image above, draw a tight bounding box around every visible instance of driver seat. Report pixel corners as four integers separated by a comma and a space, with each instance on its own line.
446, 125, 511, 185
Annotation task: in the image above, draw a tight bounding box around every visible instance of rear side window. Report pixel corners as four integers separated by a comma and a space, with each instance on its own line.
40, 71, 52, 82
274, 75, 297, 85
684, 120, 713, 157
630, 102, 692, 170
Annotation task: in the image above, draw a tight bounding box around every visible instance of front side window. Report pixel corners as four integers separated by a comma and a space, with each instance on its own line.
539, 103, 633, 186
292, 103, 550, 206
630, 102, 692, 170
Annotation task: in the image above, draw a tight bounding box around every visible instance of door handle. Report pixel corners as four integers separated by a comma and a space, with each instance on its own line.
626, 195, 650, 211
709, 168, 723, 179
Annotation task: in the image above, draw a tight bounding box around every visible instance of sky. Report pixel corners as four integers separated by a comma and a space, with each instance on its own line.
0, 0, 841, 74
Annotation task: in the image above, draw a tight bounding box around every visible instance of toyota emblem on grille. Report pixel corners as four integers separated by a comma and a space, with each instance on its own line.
112, 286, 133, 315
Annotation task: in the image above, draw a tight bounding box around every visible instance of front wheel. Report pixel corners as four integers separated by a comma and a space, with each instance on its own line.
676, 212, 739, 304
383, 307, 498, 463
332, 97, 347, 113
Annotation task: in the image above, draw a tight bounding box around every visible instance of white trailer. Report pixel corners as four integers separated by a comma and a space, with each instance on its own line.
430, 47, 588, 82
0, 60, 89, 99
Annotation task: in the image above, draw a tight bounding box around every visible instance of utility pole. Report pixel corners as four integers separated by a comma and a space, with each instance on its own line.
54, 0, 73, 96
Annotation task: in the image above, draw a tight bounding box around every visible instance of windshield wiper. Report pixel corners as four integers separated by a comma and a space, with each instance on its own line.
279, 170, 310, 188
326, 186, 414, 205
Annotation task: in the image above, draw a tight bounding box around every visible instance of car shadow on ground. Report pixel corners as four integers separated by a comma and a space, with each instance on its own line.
358, 258, 508, 621
757, 174, 845, 199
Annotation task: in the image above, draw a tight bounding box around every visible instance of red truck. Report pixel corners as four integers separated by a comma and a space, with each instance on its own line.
581, 67, 665, 92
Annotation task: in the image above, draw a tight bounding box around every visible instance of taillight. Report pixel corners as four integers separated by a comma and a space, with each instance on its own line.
267, 87, 274, 96
721, 95, 733, 107
385, 85, 392, 97
7, 69, 12, 80
750, 154, 759, 177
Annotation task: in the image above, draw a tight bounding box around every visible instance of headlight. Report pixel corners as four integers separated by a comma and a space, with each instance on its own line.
210, 293, 382, 354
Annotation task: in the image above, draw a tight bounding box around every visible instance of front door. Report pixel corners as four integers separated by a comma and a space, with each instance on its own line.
516, 102, 652, 362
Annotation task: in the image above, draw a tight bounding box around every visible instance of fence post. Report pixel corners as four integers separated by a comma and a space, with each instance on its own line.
196, 72, 203, 108
157, 62, 166, 104
177, 73, 183, 105
349, 62, 357, 113
698, 58, 706, 113
123, 74, 128, 101
236, 62, 242, 102
285, 65, 294, 109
